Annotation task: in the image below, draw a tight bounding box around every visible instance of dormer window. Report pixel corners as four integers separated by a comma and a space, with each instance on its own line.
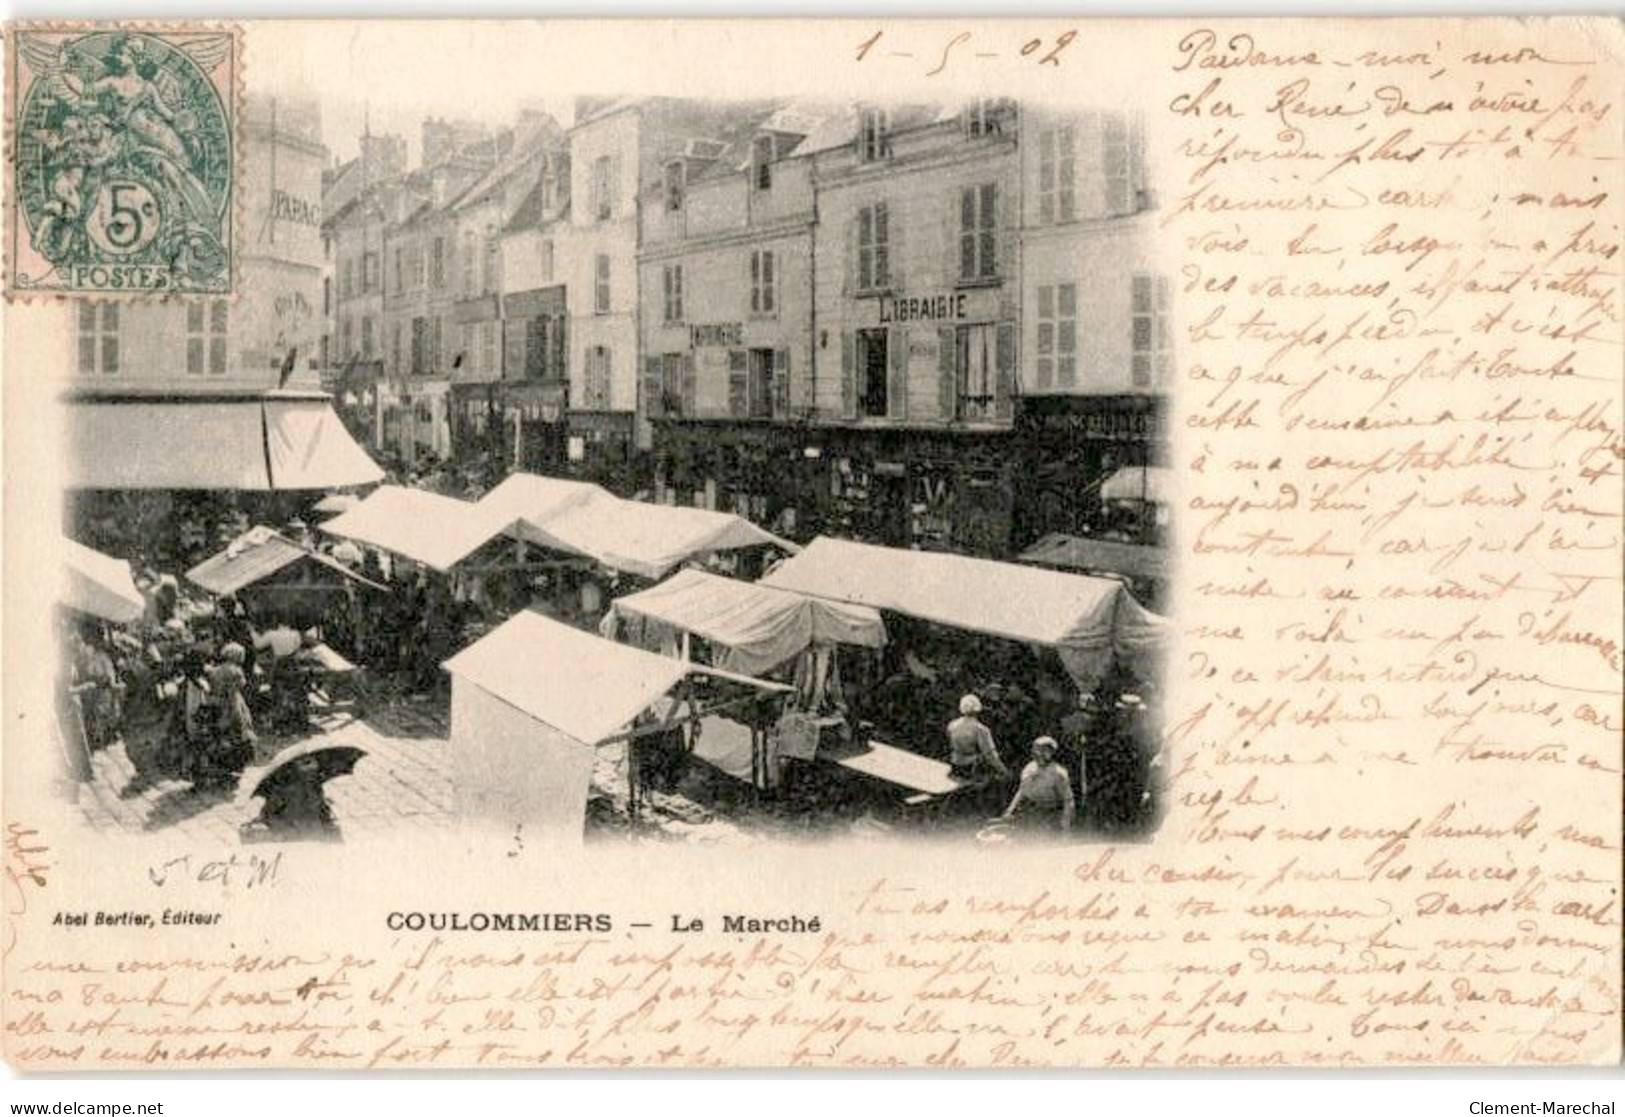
965, 98, 1010, 138
752, 135, 775, 191
859, 108, 889, 163
665, 160, 685, 212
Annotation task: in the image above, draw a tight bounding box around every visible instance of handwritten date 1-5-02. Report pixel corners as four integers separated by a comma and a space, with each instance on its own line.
855, 29, 1077, 76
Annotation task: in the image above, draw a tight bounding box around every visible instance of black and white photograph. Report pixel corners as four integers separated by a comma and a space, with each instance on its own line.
50, 84, 1171, 848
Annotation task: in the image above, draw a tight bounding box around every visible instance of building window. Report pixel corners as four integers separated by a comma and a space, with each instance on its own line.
592, 155, 613, 221
1104, 115, 1138, 215
662, 264, 683, 323
483, 225, 499, 294
482, 320, 498, 374
1036, 282, 1077, 389
461, 229, 477, 296
340, 258, 353, 298
323, 276, 331, 315
411, 317, 428, 374
363, 251, 378, 292
525, 316, 550, 380
665, 161, 685, 212
460, 323, 474, 373
541, 239, 555, 283
955, 323, 996, 421
391, 322, 402, 375
361, 315, 375, 359
857, 202, 889, 291
747, 348, 774, 419
753, 135, 774, 191
185, 299, 227, 376
594, 254, 611, 313
859, 108, 889, 162
585, 345, 612, 409
959, 183, 998, 281
432, 316, 443, 371
661, 352, 684, 414
394, 247, 404, 292
749, 249, 775, 314
77, 302, 119, 375
964, 98, 1010, 138
1038, 126, 1076, 225
1131, 273, 1171, 387
857, 327, 887, 418
411, 244, 424, 287
432, 237, 446, 287
341, 317, 352, 359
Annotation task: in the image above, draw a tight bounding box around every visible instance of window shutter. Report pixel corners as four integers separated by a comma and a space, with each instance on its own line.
505, 320, 525, 380
995, 320, 1016, 421
727, 349, 749, 417
945, 192, 962, 283
883, 200, 900, 290
609, 154, 622, 218
887, 326, 908, 420
553, 315, 567, 383
643, 356, 664, 418
845, 215, 857, 296
772, 348, 790, 419
840, 331, 856, 420
681, 353, 697, 417
998, 177, 1016, 283
937, 325, 957, 420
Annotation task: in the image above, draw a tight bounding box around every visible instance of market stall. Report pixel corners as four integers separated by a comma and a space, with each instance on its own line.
61, 537, 145, 625
1018, 531, 1170, 611
320, 485, 501, 573
443, 611, 788, 840
481, 474, 806, 575
601, 568, 887, 788
186, 525, 385, 621
762, 537, 1168, 691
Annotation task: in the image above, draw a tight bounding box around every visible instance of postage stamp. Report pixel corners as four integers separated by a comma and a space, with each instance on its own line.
5, 25, 240, 298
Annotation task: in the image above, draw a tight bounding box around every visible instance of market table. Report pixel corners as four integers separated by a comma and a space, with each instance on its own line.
818, 737, 970, 804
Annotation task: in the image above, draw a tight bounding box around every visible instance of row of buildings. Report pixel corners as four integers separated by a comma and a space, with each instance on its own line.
321, 97, 1169, 556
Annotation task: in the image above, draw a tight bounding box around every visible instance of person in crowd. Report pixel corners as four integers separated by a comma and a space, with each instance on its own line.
1057, 690, 1097, 816
69, 625, 123, 748
1002, 736, 1075, 834
946, 693, 1011, 787
197, 642, 256, 788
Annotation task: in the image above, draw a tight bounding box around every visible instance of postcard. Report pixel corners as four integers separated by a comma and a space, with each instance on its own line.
3, 17, 1620, 1070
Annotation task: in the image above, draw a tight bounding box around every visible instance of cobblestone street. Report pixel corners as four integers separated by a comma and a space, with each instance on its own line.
77, 695, 457, 843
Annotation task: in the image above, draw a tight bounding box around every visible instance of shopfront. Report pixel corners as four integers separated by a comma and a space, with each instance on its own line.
1012, 394, 1167, 548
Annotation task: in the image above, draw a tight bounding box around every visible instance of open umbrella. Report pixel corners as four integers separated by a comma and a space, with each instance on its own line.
250, 742, 367, 801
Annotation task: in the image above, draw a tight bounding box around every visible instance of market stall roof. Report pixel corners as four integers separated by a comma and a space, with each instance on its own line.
61, 392, 384, 491
185, 526, 385, 597
320, 485, 502, 572
469, 472, 610, 545
61, 537, 144, 624
1018, 532, 1169, 582
602, 567, 886, 676
514, 490, 796, 580
1101, 465, 1175, 504
762, 537, 1168, 688
443, 611, 691, 746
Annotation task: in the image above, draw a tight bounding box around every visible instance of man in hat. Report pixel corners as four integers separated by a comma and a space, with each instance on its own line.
1002, 736, 1074, 833
946, 693, 1010, 787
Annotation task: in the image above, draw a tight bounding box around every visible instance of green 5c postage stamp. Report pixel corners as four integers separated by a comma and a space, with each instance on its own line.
6, 25, 240, 298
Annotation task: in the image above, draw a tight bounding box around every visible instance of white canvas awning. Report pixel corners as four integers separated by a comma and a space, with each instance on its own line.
321, 485, 501, 572
509, 488, 795, 580
762, 537, 1168, 689
467, 471, 611, 549
444, 611, 691, 747
61, 537, 144, 624
1101, 465, 1175, 503
61, 393, 383, 491
602, 567, 886, 677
